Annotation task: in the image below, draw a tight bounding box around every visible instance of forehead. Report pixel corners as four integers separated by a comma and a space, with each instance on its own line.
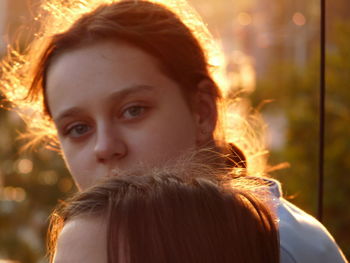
54, 216, 107, 262
46, 40, 162, 93
45, 41, 183, 119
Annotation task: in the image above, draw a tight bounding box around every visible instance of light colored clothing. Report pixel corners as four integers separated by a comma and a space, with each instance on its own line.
266, 178, 347, 263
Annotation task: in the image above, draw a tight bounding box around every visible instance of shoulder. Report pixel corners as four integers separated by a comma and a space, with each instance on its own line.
242, 177, 347, 262
273, 185, 347, 262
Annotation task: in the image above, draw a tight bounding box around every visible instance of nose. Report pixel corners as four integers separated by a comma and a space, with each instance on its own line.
94, 125, 127, 163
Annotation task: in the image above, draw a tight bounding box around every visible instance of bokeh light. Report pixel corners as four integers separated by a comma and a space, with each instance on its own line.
237, 12, 252, 26
16, 159, 33, 174
38, 170, 58, 185
292, 12, 306, 26
2, 187, 26, 202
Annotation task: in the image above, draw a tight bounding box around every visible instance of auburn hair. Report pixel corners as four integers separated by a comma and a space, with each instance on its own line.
28, 0, 221, 117
49, 172, 279, 263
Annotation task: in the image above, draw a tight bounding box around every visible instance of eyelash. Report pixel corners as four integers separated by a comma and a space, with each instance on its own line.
63, 123, 92, 138
119, 104, 149, 120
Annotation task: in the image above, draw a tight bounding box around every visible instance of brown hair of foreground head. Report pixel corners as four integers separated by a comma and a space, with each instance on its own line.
48, 173, 279, 263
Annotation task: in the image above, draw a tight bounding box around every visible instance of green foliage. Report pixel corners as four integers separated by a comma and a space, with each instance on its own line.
253, 21, 350, 258
0, 106, 76, 263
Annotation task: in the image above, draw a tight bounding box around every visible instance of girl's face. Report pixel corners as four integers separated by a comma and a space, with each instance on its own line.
46, 41, 213, 189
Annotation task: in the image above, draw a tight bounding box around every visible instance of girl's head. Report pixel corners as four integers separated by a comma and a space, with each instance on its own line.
1, 0, 267, 189
40, 0, 224, 189
50, 173, 279, 263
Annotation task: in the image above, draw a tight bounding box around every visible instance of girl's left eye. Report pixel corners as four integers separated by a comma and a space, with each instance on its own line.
121, 105, 147, 120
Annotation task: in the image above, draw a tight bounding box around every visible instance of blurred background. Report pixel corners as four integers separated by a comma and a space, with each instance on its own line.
0, 0, 349, 262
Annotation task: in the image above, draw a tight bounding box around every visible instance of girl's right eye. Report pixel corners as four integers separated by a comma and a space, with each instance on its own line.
65, 124, 91, 138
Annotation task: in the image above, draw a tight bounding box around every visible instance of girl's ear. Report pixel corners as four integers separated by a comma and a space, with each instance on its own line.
193, 79, 218, 146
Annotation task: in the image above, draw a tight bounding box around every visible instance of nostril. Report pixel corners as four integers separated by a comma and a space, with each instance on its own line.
96, 156, 107, 163
95, 146, 127, 164
94, 148, 110, 162
94, 133, 127, 162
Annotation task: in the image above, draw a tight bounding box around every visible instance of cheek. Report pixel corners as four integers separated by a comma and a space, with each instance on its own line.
60, 142, 84, 170
127, 113, 198, 162
59, 141, 98, 188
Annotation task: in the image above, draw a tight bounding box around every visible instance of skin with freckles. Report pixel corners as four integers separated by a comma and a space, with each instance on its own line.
46, 41, 215, 190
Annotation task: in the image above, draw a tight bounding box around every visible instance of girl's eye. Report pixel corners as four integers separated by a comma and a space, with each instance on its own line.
65, 124, 91, 138
121, 105, 147, 120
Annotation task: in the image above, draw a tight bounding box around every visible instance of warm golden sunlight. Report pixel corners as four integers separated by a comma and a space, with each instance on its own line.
0, 0, 349, 262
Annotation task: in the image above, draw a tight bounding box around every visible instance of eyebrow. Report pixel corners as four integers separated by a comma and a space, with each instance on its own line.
108, 84, 155, 103
53, 84, 156, 123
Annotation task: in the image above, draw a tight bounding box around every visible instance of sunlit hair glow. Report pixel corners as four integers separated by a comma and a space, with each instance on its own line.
48, 169, 279, 262
0, 0, 269, 176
